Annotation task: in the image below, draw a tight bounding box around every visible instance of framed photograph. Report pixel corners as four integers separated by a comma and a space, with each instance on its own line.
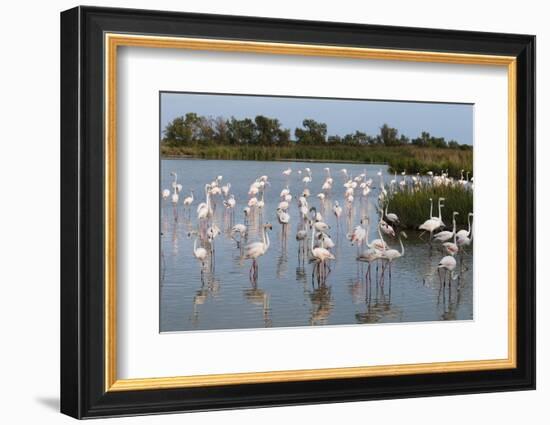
60, 6, 535, 419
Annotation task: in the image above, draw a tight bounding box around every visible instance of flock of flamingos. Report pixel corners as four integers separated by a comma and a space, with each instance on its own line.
161, 166, 474, 289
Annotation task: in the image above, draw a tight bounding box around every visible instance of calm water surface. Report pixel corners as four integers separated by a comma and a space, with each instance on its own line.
160, 159, 473, 332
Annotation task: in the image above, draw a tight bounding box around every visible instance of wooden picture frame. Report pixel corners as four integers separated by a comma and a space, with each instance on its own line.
61, 5, 535, 419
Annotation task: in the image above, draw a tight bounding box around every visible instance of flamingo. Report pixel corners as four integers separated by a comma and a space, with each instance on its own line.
357, 219, 383, 281
162, 189, 170, 200
206, 224, 221, 253
317, 232, 335, 249
324, 167, 333, 185
333, 201, 342, 223
221, 183, 231, 197
313, 220, 330, 233
357, 247, 382, 283
348, 218, 367, 248
322, 180, 332, 192
310, 224, 335, 279
243, 223, 272, 280
379, 231, 407, 281
257, 191, 265, 210
191, 234, 208, 271
183, 190, 194, 208
223, 194, 236, 210
170, 172, 178, 191
278, 200, 289, 210
197, 184, 212, 221
230, 223, 247, 247
369, 220, 389, 251
276, 208, 290, 225
171, 190, 179, 205
384, 201, 399, 225
295, 228, 308, 257
302, 168, 312, 185
282, 168, 292, 177
419, 197, 445, 244
434, 211, 459, 243
380, 219, 396, 238
248, 196, 258, 208
456, 212, 474, 240
438, 255, 457, 284
432, 197, 446, 228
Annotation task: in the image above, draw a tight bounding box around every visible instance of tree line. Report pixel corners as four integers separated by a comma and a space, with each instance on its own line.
162, 113, 472, 150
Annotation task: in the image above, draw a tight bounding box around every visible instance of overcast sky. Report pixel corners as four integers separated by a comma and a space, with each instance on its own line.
160, 92, 473, 145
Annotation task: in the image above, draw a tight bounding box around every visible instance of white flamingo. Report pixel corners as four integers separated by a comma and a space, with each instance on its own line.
221, 183, 231, 197
244, 223, 272, 280
456, 212, 474, 240
191, 234, 208, 271
318, 232, 335, 249
197, 184, 212, 221
276, 208, 290, 225
384, 201, 399, 225
333, 201, 342, 223
434, 211, 459, 243
369, 220, 389, 251
230, 223, 247, 247
348, 218, 367, 248
380, 219, 396, 238
183, 190, 194, 208
223, 194, 236, 210
379, 231, 407, 281
438, 255, 457, 284
310, 225, 335, 279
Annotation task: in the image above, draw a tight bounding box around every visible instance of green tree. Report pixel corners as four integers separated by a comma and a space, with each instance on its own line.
411, 131, 430, 147
227, 117, 257, 145
295, 119, 327, 145
254, 115, 288, 145
379, 124, 400, 146
213, 116, 229, 144
162, 112, 205, 146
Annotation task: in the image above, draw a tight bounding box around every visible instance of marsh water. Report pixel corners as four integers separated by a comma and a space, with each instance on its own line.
160, 159, 473, 332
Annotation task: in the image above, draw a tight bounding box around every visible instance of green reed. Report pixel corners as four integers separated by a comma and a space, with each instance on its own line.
161, 144, 473, 179
388, 185, 473, 229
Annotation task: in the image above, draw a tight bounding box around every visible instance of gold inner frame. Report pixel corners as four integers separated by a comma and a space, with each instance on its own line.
104, 33, 517, 392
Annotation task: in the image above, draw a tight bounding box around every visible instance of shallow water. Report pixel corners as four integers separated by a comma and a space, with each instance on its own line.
160, 159, 473, 332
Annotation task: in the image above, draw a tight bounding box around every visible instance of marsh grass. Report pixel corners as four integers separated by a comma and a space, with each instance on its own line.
161, 144, 472, 179
388, 186, 473, 229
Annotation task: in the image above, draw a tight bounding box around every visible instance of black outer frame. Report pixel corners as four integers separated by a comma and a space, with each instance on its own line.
60, 6, 535, 419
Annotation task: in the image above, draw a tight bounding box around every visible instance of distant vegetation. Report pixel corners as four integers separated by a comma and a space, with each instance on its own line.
161, 113, 473, 178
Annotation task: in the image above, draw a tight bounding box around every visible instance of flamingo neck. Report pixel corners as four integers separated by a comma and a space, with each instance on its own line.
399, 235, 405, 256
264, 228, 270, 250
467, 214, 472, 234
452, 217, 457, 243
429, 200, 433, 218
438, 200, 443, 220
378, 224, 386, 249
311, 225, 316, 251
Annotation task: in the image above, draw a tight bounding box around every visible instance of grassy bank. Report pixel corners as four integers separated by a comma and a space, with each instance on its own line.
388, 186, 473, 229
161, 144, 472, 179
